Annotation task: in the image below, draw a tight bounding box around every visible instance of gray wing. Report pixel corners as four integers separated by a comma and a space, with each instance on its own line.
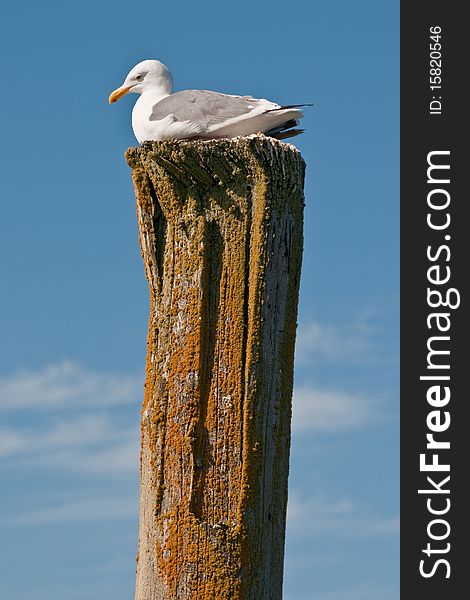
149, 90, 269, 129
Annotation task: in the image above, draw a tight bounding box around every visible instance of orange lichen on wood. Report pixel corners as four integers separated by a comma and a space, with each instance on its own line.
126, 135, 305, 600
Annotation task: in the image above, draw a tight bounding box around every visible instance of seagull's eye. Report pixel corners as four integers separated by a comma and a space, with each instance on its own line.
135, 73, 144, 81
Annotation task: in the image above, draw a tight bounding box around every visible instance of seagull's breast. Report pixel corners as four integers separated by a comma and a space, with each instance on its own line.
132, 92, 173, 143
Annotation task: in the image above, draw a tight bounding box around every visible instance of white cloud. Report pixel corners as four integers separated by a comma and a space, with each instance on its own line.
3, 494, 138, 526
0, 360, 143, 411
287, 492, 399, 539
0, 414, 107, 458
0, 362, 141, 475
0, 363, 142, 529
0, 428, 24, 457
0, 415, 139, 474
295, 317, 375, 365
25, 435, 140, 474
292, 386, 377, 433
284, 488, 399, 599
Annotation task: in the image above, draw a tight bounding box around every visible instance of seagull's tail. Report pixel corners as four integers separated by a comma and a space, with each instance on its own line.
205, 103, 312, 140
263, 104, 313, 140
265, 118, 304, 140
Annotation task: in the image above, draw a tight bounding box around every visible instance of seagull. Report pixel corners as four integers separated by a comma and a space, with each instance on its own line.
109, 59, 310, 143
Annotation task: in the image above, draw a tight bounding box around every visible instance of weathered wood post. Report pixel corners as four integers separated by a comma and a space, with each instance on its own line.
126, 134, 305, 600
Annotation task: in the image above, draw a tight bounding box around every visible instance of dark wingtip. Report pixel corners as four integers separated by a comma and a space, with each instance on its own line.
271, 128, 305, 140
279, 103, 314, 110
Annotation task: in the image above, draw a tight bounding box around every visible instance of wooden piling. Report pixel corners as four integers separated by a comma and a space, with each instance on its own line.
126, 134, 305, 600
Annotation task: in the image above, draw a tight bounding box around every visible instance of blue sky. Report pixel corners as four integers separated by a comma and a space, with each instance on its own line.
0, 1, 399, 598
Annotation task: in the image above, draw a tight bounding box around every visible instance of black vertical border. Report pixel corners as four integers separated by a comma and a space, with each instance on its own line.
401, 3, 468, 598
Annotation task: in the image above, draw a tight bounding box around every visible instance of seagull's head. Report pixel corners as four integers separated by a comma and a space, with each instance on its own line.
109, 59, 173, 104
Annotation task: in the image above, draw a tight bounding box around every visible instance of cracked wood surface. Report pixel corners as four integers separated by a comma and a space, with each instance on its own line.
126, 135, 305, 600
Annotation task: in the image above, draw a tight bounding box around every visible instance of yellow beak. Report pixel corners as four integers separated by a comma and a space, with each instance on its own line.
108, 86, 132, 104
